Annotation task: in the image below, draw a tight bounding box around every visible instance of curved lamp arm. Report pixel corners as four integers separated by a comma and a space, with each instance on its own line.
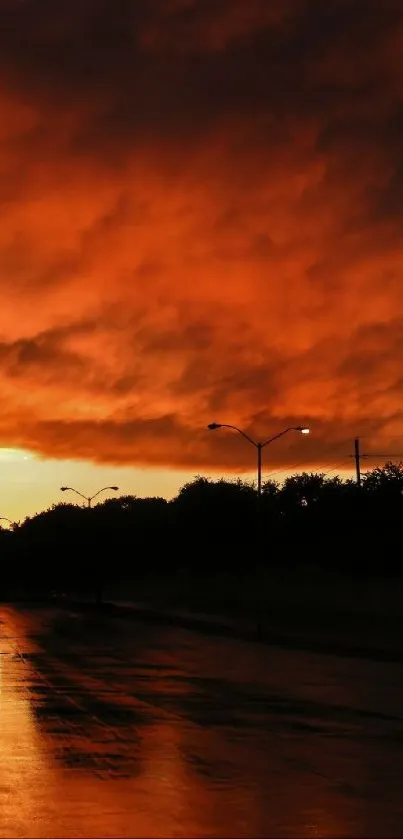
60, 486, 89, 502
208, 423, 257, 447
209, 423, 309, 448
89, 486, 119, 503
261, 427, 299, 448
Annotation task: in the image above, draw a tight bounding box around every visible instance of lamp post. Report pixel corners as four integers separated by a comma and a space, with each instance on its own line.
60, 486, 119, 507
207, 422, 310, 641
60, 486, 119, 606
207, 423, 310, 495
0, 517, 13, 528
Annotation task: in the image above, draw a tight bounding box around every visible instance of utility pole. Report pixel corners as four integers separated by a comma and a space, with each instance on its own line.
351, 440, 403, 485
354, 438, 361, 486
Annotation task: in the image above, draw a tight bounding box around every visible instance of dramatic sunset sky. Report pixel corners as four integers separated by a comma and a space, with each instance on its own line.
1, 0, 403, 520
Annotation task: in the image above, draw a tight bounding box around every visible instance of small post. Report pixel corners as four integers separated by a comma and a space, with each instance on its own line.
256, 442, 263, 639
257, 443, 262, 497
354, 438, 361, 487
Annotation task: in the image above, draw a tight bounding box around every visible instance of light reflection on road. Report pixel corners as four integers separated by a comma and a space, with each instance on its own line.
0, 605, 402, 837
0, 613, 54, 838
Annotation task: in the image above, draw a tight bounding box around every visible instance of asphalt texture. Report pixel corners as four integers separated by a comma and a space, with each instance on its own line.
1, 604, 403, 837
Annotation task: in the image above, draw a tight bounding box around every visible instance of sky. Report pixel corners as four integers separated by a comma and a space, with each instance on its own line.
1, 0, 403, 520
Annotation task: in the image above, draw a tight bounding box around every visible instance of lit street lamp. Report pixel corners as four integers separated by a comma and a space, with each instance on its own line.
207, 421, 310, 642
60, 486, 119, 507
207, 423, 310, 496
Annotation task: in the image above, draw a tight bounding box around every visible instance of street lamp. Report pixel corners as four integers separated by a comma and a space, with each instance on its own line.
60, 486, 119, 507
207, 423, 310, 496
0, 517, 13, 528
60, 485, 119, 607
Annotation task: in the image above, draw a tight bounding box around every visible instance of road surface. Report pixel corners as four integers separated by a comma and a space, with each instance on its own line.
1, 604, 403, 837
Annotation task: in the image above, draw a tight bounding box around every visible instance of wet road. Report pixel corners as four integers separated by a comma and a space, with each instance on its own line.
1, 605, 403, 837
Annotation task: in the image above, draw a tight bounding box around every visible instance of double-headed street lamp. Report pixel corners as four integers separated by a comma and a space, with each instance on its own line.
60, 485, 119, 607
60, 486, 119, 508
207, 423, 310, 496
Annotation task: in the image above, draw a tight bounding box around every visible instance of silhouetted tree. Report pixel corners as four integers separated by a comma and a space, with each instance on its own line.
173, 477, 256, 567
1, 462, 403, 602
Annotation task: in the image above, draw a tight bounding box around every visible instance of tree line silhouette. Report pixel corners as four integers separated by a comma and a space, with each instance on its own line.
1, 462, 402, 601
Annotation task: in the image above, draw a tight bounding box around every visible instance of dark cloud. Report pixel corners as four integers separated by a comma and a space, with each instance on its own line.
0, 0, 399, 158
0, 0, 403, 473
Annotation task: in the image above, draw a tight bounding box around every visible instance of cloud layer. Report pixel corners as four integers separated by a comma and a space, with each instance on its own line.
1, 0, 403, 471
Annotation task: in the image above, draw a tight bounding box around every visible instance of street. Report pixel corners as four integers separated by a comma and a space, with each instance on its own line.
1, 605, 403, 837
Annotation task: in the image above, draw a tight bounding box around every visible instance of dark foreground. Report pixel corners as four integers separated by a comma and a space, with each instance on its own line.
1, 605, 403, 838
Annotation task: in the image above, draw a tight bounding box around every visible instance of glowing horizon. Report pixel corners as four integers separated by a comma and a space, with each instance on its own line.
0, 444, 358, 523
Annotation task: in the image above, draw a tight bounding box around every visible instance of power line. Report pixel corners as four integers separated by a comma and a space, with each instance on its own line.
322, 459, 351, 477
358, 434, 403, 440
261, 434, 403, 489
262, 436, 352, 483
350, 437, 403, 486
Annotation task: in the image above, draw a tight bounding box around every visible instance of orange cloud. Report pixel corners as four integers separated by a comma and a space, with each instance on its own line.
0, 0, 403, 472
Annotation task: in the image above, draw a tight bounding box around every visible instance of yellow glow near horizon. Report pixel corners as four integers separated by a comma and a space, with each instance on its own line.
0, 452, 190, 521
0, 448, 32, 461
0, 446, 356, 523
